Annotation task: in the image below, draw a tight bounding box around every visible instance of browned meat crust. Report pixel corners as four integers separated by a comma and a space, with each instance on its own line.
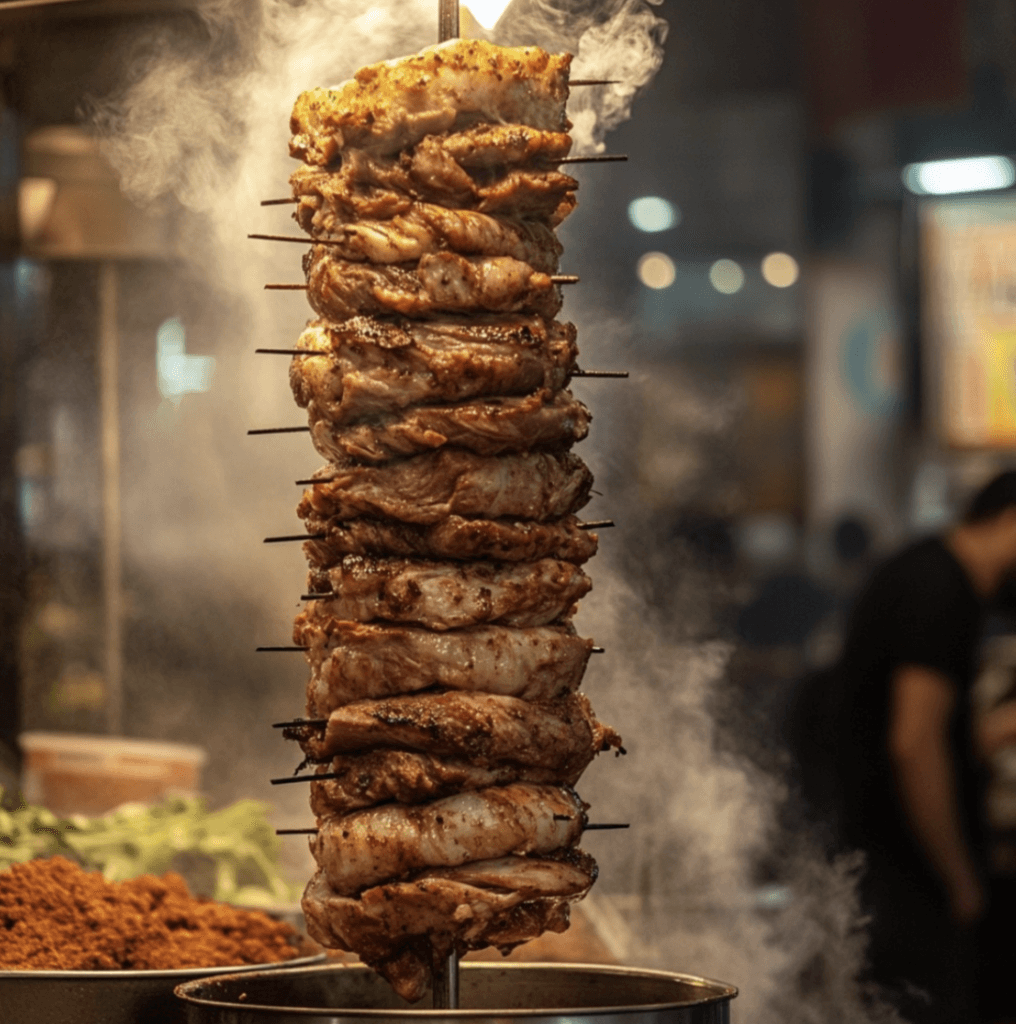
290, 40, 572, 163
297, 450, 593, 526
307, 751, 564, 817
299, 691, 620, 777
303, 248, 563, 321
309, 389, 590, 464
302, 848, 595, 1002
289, 317, 577, 427
310, 784, 585, 896
296, 618, 592, 715
305, 555, 590, 630
301, 514, 600, 567
292, 157, 578, 230
294, 202, 562, 272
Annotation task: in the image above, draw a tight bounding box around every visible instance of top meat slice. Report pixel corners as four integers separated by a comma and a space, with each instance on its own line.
290, 39, 571, 164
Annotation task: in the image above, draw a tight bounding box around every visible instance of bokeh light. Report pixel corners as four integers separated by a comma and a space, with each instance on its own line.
628, 196, 679, 233
637, 252, 676, 289
709, 259, 744, 294
760, 252, 799, 288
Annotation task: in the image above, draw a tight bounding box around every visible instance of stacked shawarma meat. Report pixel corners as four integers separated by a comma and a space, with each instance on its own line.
279, 38, 622, 1003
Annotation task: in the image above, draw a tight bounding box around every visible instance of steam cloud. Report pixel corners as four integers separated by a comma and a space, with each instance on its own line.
89, 2, 894, 1021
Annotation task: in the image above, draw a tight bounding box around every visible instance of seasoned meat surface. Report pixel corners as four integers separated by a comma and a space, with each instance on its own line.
304, 248, 563, 321
309, 389, 590, 463
289, 317, 577, 426
290, 40, 571, 163
296, 203, 562, 271
307, 750, 566, 816
306, 554, 590, 629
297, 450, 593, 525
302, 849, 595, 1001
302, 691, 620, 779
311, 783, 585, 895
301, 514, 599, 567
296, 618, 592, 714
293, 158, 578, 228
439, 124, 572, 168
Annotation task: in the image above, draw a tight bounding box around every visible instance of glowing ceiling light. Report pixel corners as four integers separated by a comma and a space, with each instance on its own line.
637, 252, 676, 289
709, 259, 744, 295
461, 0, 514, 30
627, 196, 679, 233
761, 252, 799, 288
902, 155, 1015, 196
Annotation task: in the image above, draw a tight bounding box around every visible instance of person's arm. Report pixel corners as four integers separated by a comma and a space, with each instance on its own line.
888, 664, 984, 924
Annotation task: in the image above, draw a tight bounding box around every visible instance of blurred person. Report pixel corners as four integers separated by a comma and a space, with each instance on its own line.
791, 471, 1016, 1024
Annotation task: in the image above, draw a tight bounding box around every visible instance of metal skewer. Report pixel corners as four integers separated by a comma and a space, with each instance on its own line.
260, 198, 297, 206
277, 822, 629, 832
254, 348, 328, 356
264, 533, 326, 543
248, 426, 310, 435
572, 370, 629, 378
273, 719, 328, 729
256, 646, 308, 652
432, 951, 460, 1010
579, 519, 614, 529
266, 276, 580, 289
569, 79, 621, 86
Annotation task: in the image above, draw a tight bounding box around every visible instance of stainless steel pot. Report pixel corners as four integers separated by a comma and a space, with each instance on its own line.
0, 953, 325, 1024
175, 962, 737, 1023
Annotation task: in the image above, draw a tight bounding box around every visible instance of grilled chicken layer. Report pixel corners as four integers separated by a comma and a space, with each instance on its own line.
311, 783, 585, 896
301, 514, 600, 567
307, 750, 569, 816
306, 555, 590, 630
297, 450, 592, 526
302, 849, 595, 1001
290, 40, 571, 163
309, 389, 590, 463
304, 248, 563, 322
289, 316, 577, 427
296, 618, 592, 714
298, 691, 619, 774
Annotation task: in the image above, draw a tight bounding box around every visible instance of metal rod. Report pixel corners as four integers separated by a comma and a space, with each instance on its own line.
579, 519, 615, 529
591, 647, 605, 654
572, 370, 629, 378
278, 823, 628, 834
256, 646, 308, 652
265, 283, 307, 290
264, 533, 326, 543
98, 262, 123, 737
248, 426, 310, 435
432, 950, 460, 1009
302, 594, 332, 601
437, 0, 458, 41
558, 154, 628, 164
250, 233, 347, 245
569, 79, 621, 86
261, 198, 297, 206
254, 348, 328, 356
296, 477, 337, 486
271, 772, 339, 784
272, 719, 328, 729
550, 275, 579, 284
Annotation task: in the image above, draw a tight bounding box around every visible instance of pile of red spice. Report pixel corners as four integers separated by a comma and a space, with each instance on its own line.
0, 856, 308, 970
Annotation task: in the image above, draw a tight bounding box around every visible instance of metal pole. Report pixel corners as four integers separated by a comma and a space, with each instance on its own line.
438, 0, 459, 41
98, 261, 123, 736
432, 949, 460, 1009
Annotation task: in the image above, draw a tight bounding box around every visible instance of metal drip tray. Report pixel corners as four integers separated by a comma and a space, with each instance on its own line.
175, 962, 737, 1023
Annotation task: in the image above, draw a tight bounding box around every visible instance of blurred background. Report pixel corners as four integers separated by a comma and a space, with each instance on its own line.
4, 0, 1016, 1016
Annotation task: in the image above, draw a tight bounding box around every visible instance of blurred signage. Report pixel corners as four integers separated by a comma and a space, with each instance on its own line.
922, 196, 1016, 447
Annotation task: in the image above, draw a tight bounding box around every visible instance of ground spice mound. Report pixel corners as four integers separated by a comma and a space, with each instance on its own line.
0, 856, 307, 970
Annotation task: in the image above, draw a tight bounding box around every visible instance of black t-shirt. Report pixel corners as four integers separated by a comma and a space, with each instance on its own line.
833, 536, 985, 877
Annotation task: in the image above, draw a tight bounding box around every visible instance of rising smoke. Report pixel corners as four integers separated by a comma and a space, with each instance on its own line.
91, 2, 894, 1021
